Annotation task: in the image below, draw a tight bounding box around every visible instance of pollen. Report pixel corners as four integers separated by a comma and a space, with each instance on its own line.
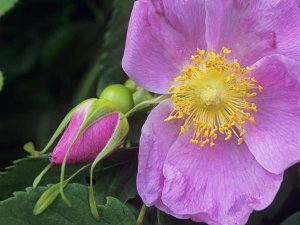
165, 48, 261, 147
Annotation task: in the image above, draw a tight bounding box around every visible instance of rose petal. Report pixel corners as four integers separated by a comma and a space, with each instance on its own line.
161, 133, 283, 225
137, 99, 182, 205
244, 55, 300, 174
205, 0, 300, 66
51, 112, 119, 164
122, 0, 206, 93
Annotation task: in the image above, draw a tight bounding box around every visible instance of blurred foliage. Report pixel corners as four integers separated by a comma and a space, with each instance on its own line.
96, 0, 134, 95
0, 70, 3, 91
280, 212, 300, 225
0, 0, 300, 225
0, 0, 19, 17
0, 0, 115, 168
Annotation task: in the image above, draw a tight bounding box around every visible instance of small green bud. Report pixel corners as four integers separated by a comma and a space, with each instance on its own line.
100, 84, 134, 113
23, 142, 37, 156
133, 88, 154, 106
124, 79, 138, 93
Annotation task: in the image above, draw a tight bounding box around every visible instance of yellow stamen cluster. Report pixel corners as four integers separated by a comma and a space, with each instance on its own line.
165, 47, 262, 147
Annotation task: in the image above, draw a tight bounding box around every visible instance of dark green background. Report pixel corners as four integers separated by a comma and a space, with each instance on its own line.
0, 0, 128, 169
0, 1, 299, 225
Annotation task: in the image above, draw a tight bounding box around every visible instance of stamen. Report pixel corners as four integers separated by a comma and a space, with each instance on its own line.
165, 48, 261, 147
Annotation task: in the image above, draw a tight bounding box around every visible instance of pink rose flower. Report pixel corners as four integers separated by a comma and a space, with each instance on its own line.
51, 100, 120, 164
122, 1, 300, 224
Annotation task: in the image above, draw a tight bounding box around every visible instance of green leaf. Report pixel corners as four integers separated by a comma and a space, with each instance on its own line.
98, 197, 137, 225
280, 212, 300, 225
0, 70, 3, 91
0, 0, 18, 17
93, 159, 137, 204
0, 184, 136, 225
0, 157, 84, 200
96, 0, 135, 95
0, 148, 137, 201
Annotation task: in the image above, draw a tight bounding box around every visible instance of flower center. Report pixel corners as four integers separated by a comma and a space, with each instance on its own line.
165, 48, 263, 147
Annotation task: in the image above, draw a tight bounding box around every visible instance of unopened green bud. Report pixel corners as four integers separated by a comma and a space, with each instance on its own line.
100, 84, 134, 113
124, 79, 138, 93
133, 87, 154, 106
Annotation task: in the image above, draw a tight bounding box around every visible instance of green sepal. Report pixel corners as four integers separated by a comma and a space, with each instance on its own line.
81, 98, 118, 130
34, 163, 90, 215
33, 163, 52, 188
89, 187, 99, 220
33, 182, 65, 215
89, 112, 129, 220
59, 98, 118, 205
24, 98, 97, 156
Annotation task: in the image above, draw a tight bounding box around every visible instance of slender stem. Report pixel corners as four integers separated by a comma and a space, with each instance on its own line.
66, 163, 91, 182
29, 153, 51, 159
137, 204, 147, 225
125, 95, 169, 118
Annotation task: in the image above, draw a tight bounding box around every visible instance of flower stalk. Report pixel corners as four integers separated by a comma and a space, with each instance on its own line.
137, 204, 147, 225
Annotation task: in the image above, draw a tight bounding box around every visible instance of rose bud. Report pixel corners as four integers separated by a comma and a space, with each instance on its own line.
50, 98, 129, 164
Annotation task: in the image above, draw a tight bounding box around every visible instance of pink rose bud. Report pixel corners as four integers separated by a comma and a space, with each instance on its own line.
51, 98, 128, 164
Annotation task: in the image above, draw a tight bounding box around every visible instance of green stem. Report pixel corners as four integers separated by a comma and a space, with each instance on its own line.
125, 95, 169, 118
137, 204, 147, 225
66, 163, 91, 182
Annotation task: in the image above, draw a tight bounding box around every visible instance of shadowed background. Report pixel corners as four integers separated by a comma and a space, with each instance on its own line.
0, 1, 299, 225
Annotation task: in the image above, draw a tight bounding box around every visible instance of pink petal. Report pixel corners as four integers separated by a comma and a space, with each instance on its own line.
137, 99, 182, 205
244, 55, 300, 174
122, 0, 206, 94
51, 111, 119, 164
161, 133, 283, 225
205, 0, 300, 66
